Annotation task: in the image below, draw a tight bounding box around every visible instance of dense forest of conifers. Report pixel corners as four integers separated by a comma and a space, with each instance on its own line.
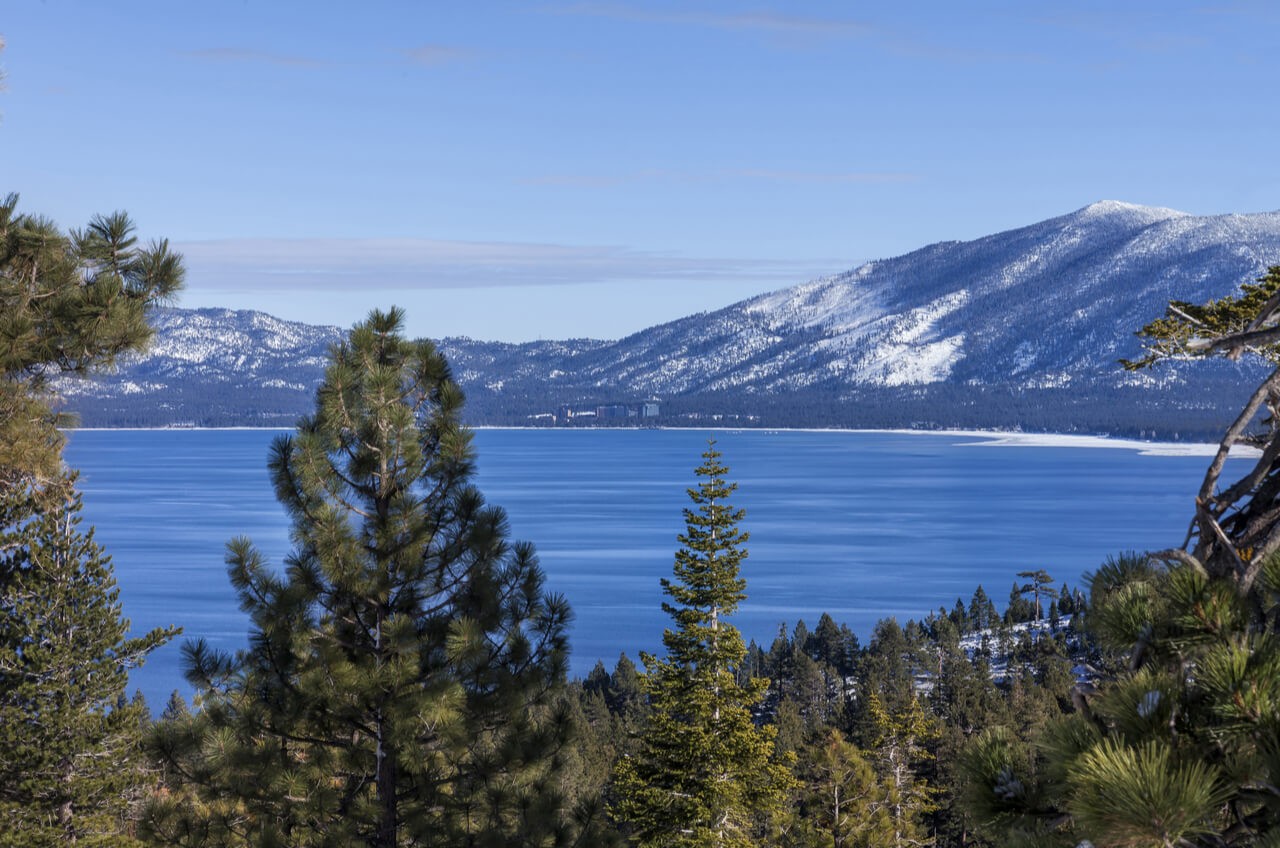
10, 198, 1280, 847
72, 379, 1255, 443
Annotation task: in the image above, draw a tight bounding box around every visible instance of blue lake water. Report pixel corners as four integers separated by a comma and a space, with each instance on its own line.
63, 428, 1227, 708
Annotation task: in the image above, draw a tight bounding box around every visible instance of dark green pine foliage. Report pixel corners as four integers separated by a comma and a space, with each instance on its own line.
0, 194, 182, 844
1016, 570, 1057, 625
1121, 265, 1280, 370
0, 194, 184, 486
950, 270, 1280, 846
613, 442, 794, 847
1121, 267, 1280, 575
145, 308, 578, 847
959, 552, 1279, 848
0, 474, 175, 846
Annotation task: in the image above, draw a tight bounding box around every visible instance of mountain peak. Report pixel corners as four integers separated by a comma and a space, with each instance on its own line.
1069, 199, 1188, 226
58, 201, 1280, 435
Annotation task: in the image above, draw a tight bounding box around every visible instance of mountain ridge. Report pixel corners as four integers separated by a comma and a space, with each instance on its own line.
58, 201, 1280, 438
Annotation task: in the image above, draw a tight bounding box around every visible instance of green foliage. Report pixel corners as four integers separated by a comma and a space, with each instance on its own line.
956, 726, 1053, 846
1017, 570, 1058, 624
854, 618, 919, 732
612, 443, 795, 847
0, 193, 181, 844
784, 729, 894, 848
0, 194, 183, 485
0, 474, 175, 846
144, 308, 581, 847
1085, 553, 1166, 657
864, 692, 939, 847
961, 547, 1280, 847
1123, 267, 1280, 369
1066, 740, 1228, 848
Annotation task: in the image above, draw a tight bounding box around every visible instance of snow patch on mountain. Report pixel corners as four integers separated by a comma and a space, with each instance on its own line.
55, 201, 1280, 430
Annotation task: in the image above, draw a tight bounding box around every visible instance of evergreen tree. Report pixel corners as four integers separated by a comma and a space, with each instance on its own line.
145, 309, 580, 847
1016, 569, 1057, 627
785, 729, 894, 848
960, 552, 1265, 847
851, 618, 917, 745
865, 693, 939, 848
1003, 582, 1035, 625
810, 612, 858, 678
0, 195, 183, 486
956, 270, 1280, 846
0, 195, 181, 845
1122, 266, 1280, 576
959, 268, 1280, 847
0, 473, 175, 846
607, 653, 646, 723
967, 585, 997, 633
613, 442, 794, 847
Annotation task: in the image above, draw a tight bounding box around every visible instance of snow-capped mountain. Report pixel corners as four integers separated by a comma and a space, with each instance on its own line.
512, 200, 1278, 397
59, 202, 1280, 436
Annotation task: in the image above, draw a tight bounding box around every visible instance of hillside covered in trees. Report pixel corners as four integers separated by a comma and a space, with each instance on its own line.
9, 191, 1280, 846
58, 202, 1280, 441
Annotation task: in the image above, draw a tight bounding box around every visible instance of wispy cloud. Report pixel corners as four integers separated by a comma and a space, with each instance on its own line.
179, 47, 327, 68
175, 237, 844, 293
1035, 10, 1206, 53
551, 4, 1037, 63
401, 44, 470, 66
733, 168, 918, 185
550, 3, 873, 39
520, 168, 919, 187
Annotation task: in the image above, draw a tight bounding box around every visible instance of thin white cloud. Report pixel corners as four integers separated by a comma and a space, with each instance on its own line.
521, 168, 919, 187
401, 44, 470, 65
175, 237, 846, 293
550, 3, 873, 38
550, 3, 1039, 63
731, 168, 919, 185
179, 47, 327, 68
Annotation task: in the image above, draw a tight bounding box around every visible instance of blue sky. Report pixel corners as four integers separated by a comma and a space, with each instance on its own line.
2, 1, 1278, 341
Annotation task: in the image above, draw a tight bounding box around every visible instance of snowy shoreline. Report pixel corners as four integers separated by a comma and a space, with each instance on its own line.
64, 425, 1256, 458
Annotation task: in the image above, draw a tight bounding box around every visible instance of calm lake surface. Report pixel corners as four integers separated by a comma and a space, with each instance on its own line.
63, 428, 1227, 708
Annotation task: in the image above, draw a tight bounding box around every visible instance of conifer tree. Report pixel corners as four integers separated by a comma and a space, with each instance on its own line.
785, 729, 894, 848
0, 473, 175, 846
0, 194, 184, 486
865, 693, 938, 848
613, 442, 794, 847
0, 195, 181, 844
960, 273, 1280, 847
145, 308, 579, 847
1016, 570, 1057, 626
1121, 266, 1280, 576
968, 585, 997, 632
851, 619, 919, 746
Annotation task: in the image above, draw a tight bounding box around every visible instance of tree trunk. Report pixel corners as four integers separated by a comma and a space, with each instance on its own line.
60, 756, 76, 846
375, 719, 397, 847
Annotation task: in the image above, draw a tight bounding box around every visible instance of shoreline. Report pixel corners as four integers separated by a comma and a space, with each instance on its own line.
65, 425, 1256, 458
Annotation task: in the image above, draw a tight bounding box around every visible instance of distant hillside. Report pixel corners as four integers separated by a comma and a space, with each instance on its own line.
60, 201, 1280, 438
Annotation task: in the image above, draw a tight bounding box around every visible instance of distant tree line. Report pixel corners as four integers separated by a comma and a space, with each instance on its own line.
70, 376, 1255, 443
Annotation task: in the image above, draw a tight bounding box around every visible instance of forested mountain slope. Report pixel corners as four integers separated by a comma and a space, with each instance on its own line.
61, 201, 1280, 436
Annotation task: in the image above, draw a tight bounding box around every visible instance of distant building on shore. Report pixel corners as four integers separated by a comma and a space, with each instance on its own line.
596, 404, 632, 420
554, 400, 660, 425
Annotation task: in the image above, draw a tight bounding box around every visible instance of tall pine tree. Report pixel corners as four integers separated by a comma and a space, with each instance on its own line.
145, 308, 579, 847
613, 442, 794, 847
0, 474, 175, 846
0, 195, 182, 844
0, 194, 184, 486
